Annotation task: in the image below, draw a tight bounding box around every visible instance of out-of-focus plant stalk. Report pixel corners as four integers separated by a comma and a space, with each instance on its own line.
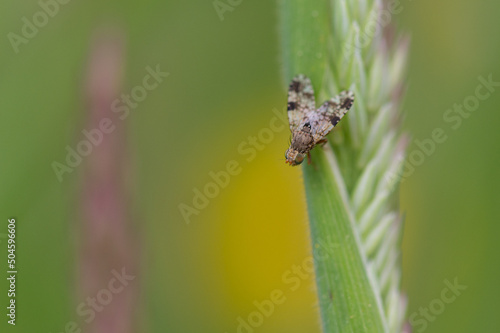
79, 29, 139, 333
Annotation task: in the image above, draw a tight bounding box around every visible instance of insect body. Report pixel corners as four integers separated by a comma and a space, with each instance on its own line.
285, 75, 354, 166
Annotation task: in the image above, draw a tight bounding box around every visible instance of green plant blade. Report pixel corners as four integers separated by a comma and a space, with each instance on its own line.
304, 147, 387, 333
279, 0, 409, 332
279, 0, 330, 88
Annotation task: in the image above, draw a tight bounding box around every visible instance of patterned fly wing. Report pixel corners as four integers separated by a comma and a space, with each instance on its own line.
284, 74, 354, 166
310, 90, 354, 144
287, 75, 316, 132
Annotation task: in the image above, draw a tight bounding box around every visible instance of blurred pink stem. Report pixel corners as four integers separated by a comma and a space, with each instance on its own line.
79, 29, 138, 333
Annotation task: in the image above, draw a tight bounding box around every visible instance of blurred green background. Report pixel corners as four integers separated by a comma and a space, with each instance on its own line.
1, 0, 499, 332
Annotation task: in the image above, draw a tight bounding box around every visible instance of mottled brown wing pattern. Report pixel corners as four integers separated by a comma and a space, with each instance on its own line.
311, 90, 354, 144
287, 75, 316, 132
284, 74, 354, 166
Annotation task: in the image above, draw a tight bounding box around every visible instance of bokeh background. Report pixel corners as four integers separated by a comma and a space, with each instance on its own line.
1, 0, 500, 332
